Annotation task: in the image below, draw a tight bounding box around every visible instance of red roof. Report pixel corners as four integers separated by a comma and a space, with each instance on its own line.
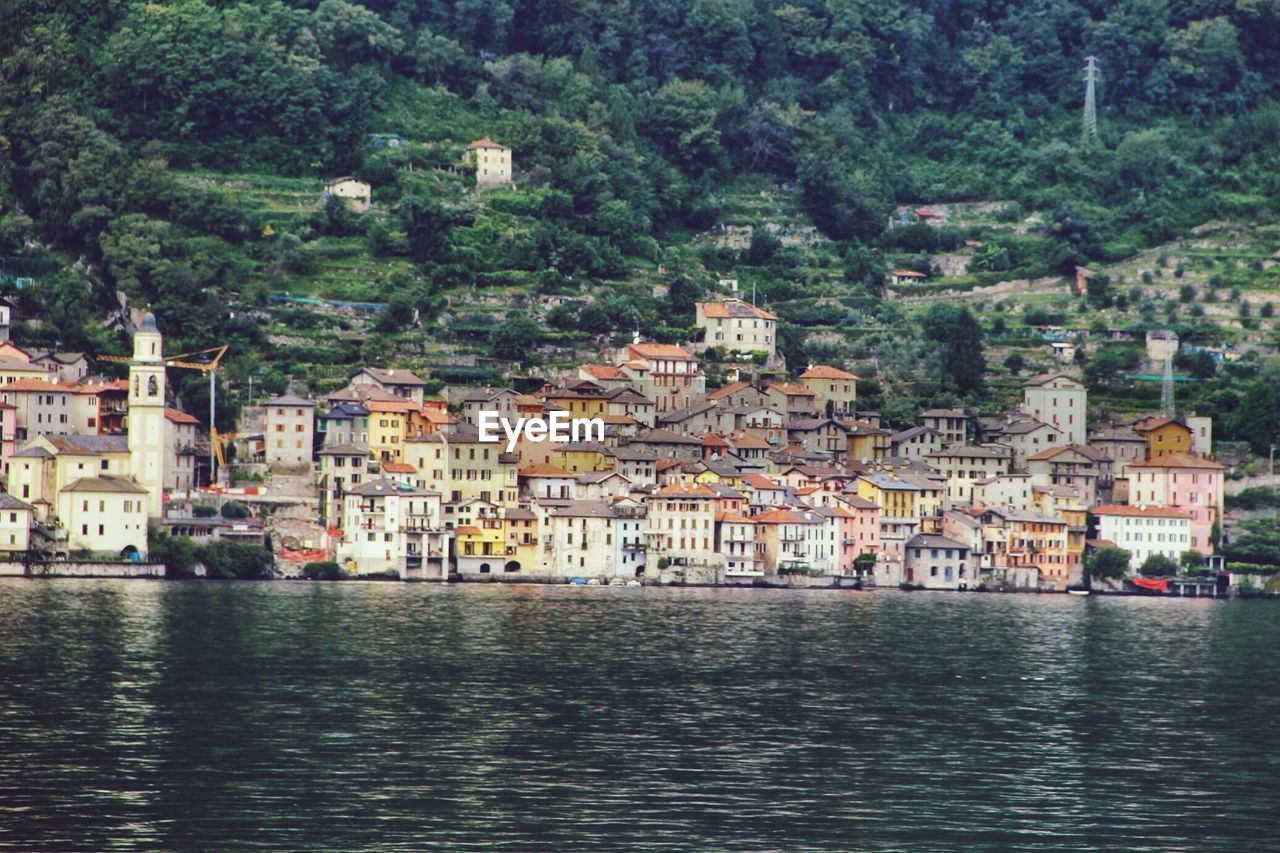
580, 364, 628, 381
1093, 503, 1191, 519
164, 408, 199, 425
1130, 452, 1223, 470
743, 474, 786, 491
751, 509, 809, 524
801, 365, 859, 381
381, 461, 415, 474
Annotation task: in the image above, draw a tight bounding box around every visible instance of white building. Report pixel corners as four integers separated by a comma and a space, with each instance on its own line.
128, 313, 167, 518
1092, 504, 1192, 571
0, 492, 34, 552
336, 479, 446, 576
1022, 373, 1087, 446
57, 476, 149, 558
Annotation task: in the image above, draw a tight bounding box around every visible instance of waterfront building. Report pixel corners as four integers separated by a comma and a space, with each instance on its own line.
1092, 504, 1193, 570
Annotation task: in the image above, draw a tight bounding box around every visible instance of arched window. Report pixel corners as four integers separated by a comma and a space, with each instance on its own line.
147, 375, 158, 397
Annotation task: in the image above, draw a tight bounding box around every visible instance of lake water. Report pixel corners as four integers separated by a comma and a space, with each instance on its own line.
1, 579, 1278, 850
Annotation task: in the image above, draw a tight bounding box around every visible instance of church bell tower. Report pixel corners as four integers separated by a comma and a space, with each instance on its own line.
129, 312, 166, 517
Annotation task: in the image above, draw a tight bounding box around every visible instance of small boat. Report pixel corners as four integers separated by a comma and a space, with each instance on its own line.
586, 578, 601, 586
569, 577, 587, 585
899, 582, 920, 592
1067, 586, 1091, 596
625, 580, 642, 587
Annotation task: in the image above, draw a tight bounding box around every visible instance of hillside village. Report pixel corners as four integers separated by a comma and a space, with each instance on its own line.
0, 278, 1231, 590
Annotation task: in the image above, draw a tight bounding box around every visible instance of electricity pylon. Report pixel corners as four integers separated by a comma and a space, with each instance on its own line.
1082, 56, 1101, 144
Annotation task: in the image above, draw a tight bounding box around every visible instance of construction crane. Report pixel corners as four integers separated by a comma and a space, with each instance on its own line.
98, 344, 230, 485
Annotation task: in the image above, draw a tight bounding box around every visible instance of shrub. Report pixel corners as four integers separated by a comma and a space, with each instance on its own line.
303, 561, 345, 580
220, 500, 251, 519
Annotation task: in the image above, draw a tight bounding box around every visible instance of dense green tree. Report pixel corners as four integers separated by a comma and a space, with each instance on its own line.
1233, 380, 1280, 455
920, 303, 985, 395
488, 316, 541, 362
1087, 546, 1131, 584
1139, 553, 1179, 576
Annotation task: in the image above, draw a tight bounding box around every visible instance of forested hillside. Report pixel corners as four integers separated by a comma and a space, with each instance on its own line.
2, 0, 1280, 442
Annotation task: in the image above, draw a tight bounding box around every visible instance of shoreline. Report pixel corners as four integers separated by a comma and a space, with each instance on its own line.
2, 571, 1269, 598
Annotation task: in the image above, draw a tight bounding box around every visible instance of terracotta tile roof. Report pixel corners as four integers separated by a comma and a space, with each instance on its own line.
0, 378, 76, 393
1092, 503, 1192, 519
697, 300, 778, 321
800, 365, 859, 381
743, 474, 786, 490
751, 509, 809, 524
164, 408, 199, 425
1130, 452, 1223, 470
580, 364, 629, 380
707, 381, 753, 399
625, 342, 697, 361
1132, 416, 1189, 434
381, 461, 416, 474
766, 381, 816, 397
716, 511, 754, 524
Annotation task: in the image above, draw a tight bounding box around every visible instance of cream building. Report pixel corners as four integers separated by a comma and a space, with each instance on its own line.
799, 365, 858, 416
695, 299, 778, 357
466, 138, 513, 188
645, 484, 722, 577
324, 177, 372, 212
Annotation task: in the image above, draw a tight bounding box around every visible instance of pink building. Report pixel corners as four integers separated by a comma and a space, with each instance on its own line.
1126, 452, 1224, 554
0, 401, 16, 471
834, 496, 879, 572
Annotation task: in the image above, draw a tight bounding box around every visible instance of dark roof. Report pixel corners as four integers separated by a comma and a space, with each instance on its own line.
347, 478, 436, 497
318, 442, 370, 456
265, 394, 315, 407
62, 476, 147, 495
906, 534, 969, 550
47, 435, 129, 456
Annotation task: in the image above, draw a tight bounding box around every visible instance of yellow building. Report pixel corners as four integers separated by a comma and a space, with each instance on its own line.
856, 473, 917, 520
403, 426, 519, 510
1132, 416, 1194, 460
367, 400, 415, 463
466, 138, 513, 188
504, 507, 539, 572
454, 500, 507, 574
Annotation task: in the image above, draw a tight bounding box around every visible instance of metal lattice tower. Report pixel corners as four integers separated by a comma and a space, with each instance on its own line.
1161, 353, 1175, 419
1082, 56, 1100, 144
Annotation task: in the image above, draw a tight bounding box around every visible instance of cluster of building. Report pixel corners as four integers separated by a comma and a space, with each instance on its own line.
0, 313, 206, 560
290, 298, 1223, 590
0, 294, 1224, 588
